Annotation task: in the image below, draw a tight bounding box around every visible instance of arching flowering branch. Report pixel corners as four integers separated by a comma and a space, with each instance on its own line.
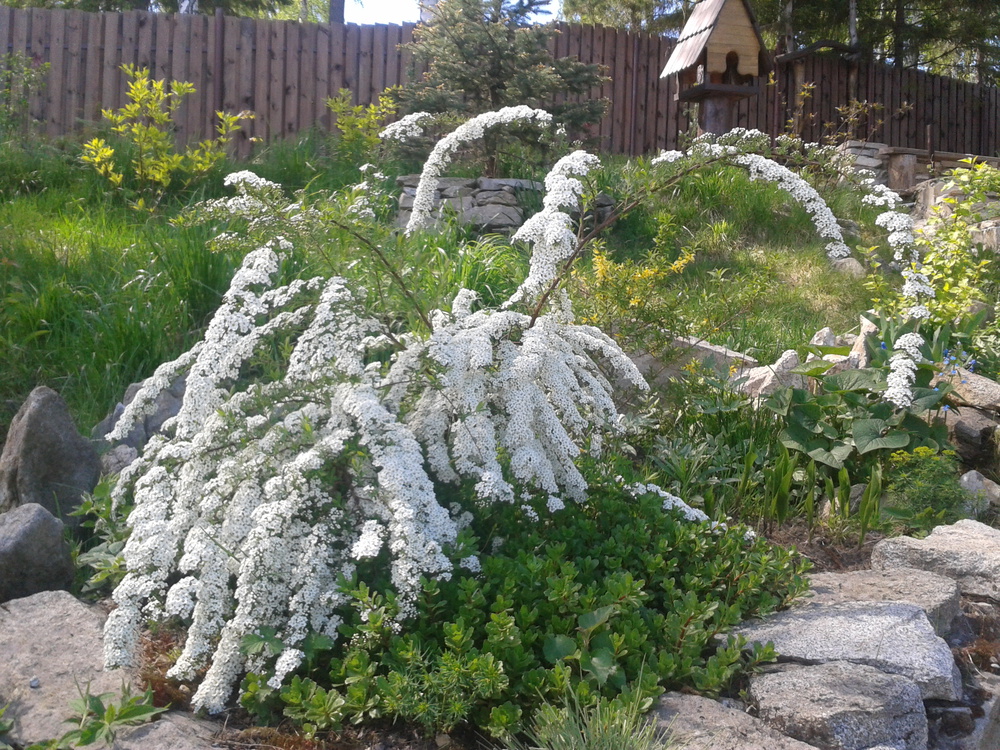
403, 106, 553, 233
648, 130, 939, 410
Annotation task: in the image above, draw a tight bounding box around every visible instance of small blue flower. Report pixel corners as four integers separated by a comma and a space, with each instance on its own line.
881, 342, 887, 350
943, 405, 951, 411
933, 387, 940, 391
962, 380, 968, 384
951, 369, 958, 375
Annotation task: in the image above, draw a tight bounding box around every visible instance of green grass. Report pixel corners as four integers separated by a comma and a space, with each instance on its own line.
588, 161, 876, 363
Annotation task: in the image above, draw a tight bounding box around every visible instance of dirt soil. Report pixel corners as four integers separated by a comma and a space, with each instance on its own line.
763, 521, 882, 573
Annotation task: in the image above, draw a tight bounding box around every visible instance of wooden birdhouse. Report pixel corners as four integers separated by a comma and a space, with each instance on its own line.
660, 0, 772, 134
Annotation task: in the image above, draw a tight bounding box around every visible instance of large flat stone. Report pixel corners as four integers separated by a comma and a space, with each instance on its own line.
0, 591, 132, 745
0, 503, 74, 604
936, 368, 1000, 411
651, 692, 819, 750
731, 601, 962, 700
871, 520, 1000, 601
804, 568, 960, 637
749, 661, 927, 750
117, 712, 219, 749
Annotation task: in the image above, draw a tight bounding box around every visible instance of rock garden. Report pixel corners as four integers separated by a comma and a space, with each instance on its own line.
9, 3, 1000, 749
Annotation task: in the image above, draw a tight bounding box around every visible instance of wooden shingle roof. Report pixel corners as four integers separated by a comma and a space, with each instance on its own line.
660, 0, 770, 78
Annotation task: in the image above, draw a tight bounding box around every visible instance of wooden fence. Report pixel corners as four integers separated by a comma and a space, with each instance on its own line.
2, 6, 999, 158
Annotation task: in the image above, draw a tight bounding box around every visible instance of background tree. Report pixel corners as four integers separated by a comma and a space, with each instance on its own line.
562, 0, 1000, 84
396, 0, 608, 171
561, 0, 693, 35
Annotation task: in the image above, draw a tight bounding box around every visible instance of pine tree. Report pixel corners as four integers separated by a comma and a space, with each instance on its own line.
397, 0, 607, 170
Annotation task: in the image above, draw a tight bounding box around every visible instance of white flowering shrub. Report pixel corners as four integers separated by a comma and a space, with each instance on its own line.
102, 111, 662, 714
100, 116, 953, 724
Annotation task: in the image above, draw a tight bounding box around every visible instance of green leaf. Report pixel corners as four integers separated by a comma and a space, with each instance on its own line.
789, 360, 834, 377
853, 419, 911, 455
762, 387, 792, 416
542, 635, 578, 664
577, 605, 615, 633
581, 649, 617, 686
805, 441, 853, 469
824, 368, 885, 393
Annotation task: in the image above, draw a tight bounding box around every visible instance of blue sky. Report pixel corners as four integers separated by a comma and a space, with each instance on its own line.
344, 0, 561, 25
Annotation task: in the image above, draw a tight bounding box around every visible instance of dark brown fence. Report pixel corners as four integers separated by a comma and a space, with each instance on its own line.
2, 6, 999, 158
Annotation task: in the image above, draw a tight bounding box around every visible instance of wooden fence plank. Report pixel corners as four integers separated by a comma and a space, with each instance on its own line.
170, 13, 191, 144
100, 13, 120, 115
343, 22, 359, 101
63, 10, 85, 132
267, 20, 285, 142
370, 22, 387, 104
0, 6, 12, 56
298, 21, 317, 133
188, 14, 208, 141
282, 21, 299, 138
46, 10, 66, 136
383, 23, 400, 92
222, 15, 239, 114
314, 22, 331, 130
136, 10, 152, 69
153, 13, 171, 80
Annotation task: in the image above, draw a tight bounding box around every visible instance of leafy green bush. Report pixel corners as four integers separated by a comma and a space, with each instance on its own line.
0, 51, 49, 139
240, 476, 808, 738
882, 447, 975, 536
81, 65, 246, 211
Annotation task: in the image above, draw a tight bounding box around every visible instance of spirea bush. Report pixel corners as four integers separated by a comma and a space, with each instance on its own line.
101, 115, 922, 724
102, 110, 653, 714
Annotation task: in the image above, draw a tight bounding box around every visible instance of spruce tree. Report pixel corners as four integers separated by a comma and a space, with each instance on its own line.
397, 0, 607, 173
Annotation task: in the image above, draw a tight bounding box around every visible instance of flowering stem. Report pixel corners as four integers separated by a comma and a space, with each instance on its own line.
329, 218, 432, 332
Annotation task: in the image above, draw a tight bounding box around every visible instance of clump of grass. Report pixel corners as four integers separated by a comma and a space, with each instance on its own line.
504, 688, 684, 750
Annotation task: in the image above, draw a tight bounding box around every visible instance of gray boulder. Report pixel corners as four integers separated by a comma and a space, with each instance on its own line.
832, 257, 866, 277
116, 712, 218, 750
872, 520, 1000, 601
397, 175, 476, 189
652, 692, 819, 750
731, 601, 962, 700
959, 470, 1000, 508
476, 176, 543, 191
0, 386, 100, 526
0, 590, 132, 746
749, 662, 927, 750
461, 204, 523, 230
935, 368, 1000, 412
944, 409, 1000, 466
804, 568, 960, 638
736, 349, 806, 398
0, 504, 73, 603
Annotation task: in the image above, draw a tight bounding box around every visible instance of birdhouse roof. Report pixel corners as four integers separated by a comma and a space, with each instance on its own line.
660, 0, 770, 78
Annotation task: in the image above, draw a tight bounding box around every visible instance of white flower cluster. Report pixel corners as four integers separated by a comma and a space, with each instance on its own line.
506, 150, 601, 305
380, 111, 433, 143
648, 129, 942, 411
733, 152, 851, 259
103, 109, 656, 715
652, 130, 851, 259
885, 351, 919, 408
406, 106, 553, 233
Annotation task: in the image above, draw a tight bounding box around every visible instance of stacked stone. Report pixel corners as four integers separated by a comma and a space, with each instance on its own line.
395, 175, 538, 232
840, 139, 890, 185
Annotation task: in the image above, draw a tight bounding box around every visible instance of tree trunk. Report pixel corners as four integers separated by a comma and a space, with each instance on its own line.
329, 0, 344, 24
892, 0, 906, 67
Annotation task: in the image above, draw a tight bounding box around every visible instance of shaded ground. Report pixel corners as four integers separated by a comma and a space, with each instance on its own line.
763, 521, 882, 573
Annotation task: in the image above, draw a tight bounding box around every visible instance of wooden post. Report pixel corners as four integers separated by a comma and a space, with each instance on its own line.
887, 152, 916, 192
699, 95, 738, 134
